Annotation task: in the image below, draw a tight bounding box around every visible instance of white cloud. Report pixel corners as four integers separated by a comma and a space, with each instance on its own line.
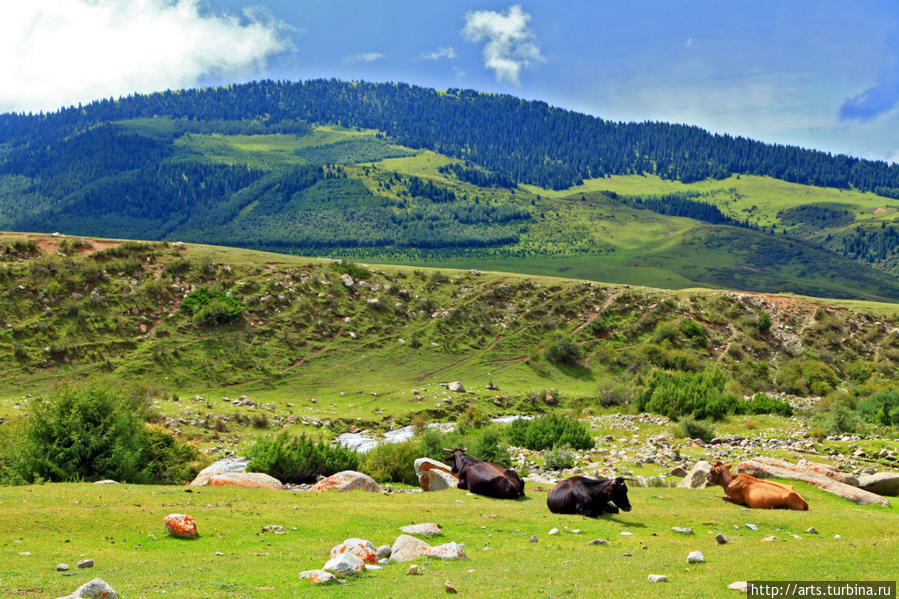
462, 4, 543, 84
343, 52, 384, 64
420, 47, 457, 61
0, 0, 290, 114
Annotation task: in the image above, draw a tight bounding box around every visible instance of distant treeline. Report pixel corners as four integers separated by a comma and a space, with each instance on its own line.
438, 163, 517, 188
3, 80, 899, 191
629, 192, 752, 229
839, 223, 899, 264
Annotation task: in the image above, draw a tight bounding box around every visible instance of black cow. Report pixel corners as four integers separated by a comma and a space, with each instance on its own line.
444, 449, 525, 499
546, 476, 631, 517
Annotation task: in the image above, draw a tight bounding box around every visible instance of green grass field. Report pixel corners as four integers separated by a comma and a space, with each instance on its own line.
2, 481, 895, 598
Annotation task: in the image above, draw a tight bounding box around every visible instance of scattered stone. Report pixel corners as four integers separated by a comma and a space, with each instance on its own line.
858, 472, 899, 496
548, 528, 559, 535
570, 529, 582, 534
376, 545, 392, 560
619, 532, 633, 536
716, 533, 728, 545
330, 539, 378, 564
215, 552, 223, 556
447, 381, 465, 393
445, 580, 458, 593
668, 466, 688, 477
678, 461, 712, 489
77, 559, 94, 568
93, 480, 119, 485
299, 569, 339, 585
648, 575, 668, 583
834, 534, 842, 539
55, 578, 118, 599
340, 273, 355, 288
323, 552, 365, 576
57, 563, 70, 571
745, 524, 758, 531
406, 564, 420, 575
310, 471, 383, 493
728, 581, 749, 593
400, 523, 443, 537
760, 536, 778, 542
804, 527, 819, 534
164, 514, 198, 539
529, 535, 539, 543
364, 564, 382, 571
390, 534, 432, 562
687, 551, 705, 563
587, 539, 607, 545
261, 525, 285, 533
672, 527, 694, 534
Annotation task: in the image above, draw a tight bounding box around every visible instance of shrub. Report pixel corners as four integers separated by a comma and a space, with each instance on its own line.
544, 337, 582, 365
756, 310, 772, 332
810, 401, 865, 436
543, 445, 575, 470
181, 287, 245, 324
740, 394, 793, 417
777, 358, 839, 396
636, 367, 740, 420
15, 384, 199, 484
418, 424, 512, 467
857, 390, 899, 427
362, 441, 420, 485
246, 432, 359, 484
507, 414, 594, 451
470, 426, 512, 467
678, 416, 716, 443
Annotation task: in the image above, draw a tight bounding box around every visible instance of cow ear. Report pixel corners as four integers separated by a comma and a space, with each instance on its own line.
725, 463, 733, 471
614, 477, 625, 486
603, 485, 613, 495
713, 460, 723, 467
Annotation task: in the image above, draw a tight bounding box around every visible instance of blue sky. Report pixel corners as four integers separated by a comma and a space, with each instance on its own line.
3, 1, 899, 162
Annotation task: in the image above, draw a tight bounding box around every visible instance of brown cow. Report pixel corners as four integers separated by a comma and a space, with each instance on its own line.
706, 461, 809, 510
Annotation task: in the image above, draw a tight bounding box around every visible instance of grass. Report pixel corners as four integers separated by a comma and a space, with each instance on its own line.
2, 481, 895, 598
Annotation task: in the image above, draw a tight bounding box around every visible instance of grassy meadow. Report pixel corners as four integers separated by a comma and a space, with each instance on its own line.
2, 480, 896, 598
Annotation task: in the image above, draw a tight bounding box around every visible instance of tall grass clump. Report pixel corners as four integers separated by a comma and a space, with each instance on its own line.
12, 384, 201, 484
507, 414, 594, 450
246, 432, 359, 484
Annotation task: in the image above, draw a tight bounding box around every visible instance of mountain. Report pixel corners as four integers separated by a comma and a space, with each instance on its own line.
2, 79, 899, 300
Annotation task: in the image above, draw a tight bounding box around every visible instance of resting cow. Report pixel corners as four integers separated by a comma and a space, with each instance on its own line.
706, 461, 809, 510
444, 449, 525, 499
547, 476, 631, 517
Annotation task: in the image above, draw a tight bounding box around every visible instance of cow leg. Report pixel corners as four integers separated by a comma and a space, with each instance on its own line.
576, 503, 601, 518
603, 503, 620, 514
457, 471, 469, 490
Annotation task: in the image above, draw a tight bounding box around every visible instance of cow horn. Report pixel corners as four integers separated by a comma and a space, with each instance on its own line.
442, 448, 453, 452
618, 477, 636, 481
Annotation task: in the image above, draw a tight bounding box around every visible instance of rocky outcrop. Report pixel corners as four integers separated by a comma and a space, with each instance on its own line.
797, 459, 859, 486
310, 471, 382, 493
414, 458, 458, 491
207, 472, 285, 490
189, 457, 249, 486
858, 472, 899, 496
737, 458, 889, 507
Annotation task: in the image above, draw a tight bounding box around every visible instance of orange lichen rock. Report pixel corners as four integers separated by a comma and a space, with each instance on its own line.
164, 513, 198, 539
330, 539, 378, 564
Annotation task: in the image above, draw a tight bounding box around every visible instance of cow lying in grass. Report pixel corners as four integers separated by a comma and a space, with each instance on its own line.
444, 449, 525, 499
706, 461, 809, 510
547, 476, 631, 517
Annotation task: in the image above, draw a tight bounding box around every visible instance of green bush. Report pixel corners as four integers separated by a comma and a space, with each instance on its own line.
469, 426, 512, 467
14, 384, 200, 484
362, 441, 420, 485
544, 337, 582, 365
636, 367, 739, 420
857, 390, 899, 427
543, 445, 575, 469
740, 394, 793, 417
810, 401, 865, 436
757, 310, 772, 332
507, 414, 594, 451
418, 424, 512, 467
246, 432, 359, 484
180, 287, 245, 324
678, 416, 716, 443
777, 358, 839, 396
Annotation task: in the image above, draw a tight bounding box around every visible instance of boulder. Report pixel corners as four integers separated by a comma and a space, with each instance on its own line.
737, 459, 889, 507
330, 538, 378, 564
164, 514, 198, 539
390, 534, 433, 562
687, 551, 705, 563
447, 381, 465, 393
400, 523, 442, 537
858, 472, 899, 496
310, 471, 383, 493
419, 469, 458, 491
323, 553, 365, 576
189, 457, 249, 486
207, 472, 285, 490
728, 581, 749, 593
376, 545, 392, 560
340, 273, 354, 288
678, 461, 712, 489
55, 578, 118, 599
429, 542, 467, 560
299, 569, 339, 585
648, 575, 668, 583
414, 457, 454, 478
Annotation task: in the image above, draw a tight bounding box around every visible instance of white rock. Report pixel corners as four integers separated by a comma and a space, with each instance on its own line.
548, 528, 559, 535
400, 523, 442, 537
323, 552, 364, 576
687, 551, 705, 563
678, 461, 712, 489
299, 569, 339, 585
648, 574, 668, 583
55, 578, 118, 599
329, 539, 377, 564
728, 581, 749, 593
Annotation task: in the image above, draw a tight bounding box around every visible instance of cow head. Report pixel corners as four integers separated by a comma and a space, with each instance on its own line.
606, 477, 631, 512
706, 461, 734, 486
443, 448, 468, 474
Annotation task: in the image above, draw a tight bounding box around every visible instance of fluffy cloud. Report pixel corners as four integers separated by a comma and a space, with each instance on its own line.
840, 30, 899, 121
343, 52, 384, 64
0, 0, 290, 113
462, 4, 543, 84
420, 47, 457, 61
